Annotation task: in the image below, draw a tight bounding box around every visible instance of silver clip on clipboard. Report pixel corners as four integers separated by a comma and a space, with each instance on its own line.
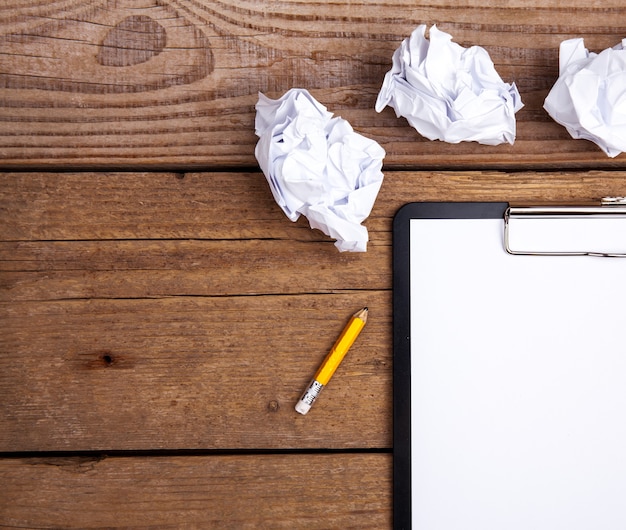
504, 197, 626, 257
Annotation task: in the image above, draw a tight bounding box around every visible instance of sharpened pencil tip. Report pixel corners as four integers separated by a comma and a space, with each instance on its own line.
355, 307, 368, 323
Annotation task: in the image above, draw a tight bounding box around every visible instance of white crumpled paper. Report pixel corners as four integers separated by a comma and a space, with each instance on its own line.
254, 88, 385, 252
544, 37, 626, 158
375, 24, 523, 145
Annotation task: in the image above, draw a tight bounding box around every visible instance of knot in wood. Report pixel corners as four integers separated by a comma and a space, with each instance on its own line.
98, 15, 167, 67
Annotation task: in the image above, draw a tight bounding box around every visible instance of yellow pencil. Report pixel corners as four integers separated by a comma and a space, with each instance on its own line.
295, 307, 368, 415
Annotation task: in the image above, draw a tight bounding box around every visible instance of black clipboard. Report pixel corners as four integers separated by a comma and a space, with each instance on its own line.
393, 201, 626, 530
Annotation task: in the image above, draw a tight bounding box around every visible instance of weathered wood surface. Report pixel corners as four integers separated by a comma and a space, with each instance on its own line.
1, 292, 392, 452
3, 1, 626, 526
2, 171, 626, 302
1, 1, 626, 169
3, 170, 626, 455
0, 453, 392, 528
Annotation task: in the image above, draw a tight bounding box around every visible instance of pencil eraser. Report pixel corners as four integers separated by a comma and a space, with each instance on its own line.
295, 400, 311, 415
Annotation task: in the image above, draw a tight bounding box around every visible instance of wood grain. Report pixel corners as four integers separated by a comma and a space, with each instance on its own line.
4, 171, 626, 303
1, 1, 626, 169
4, 170, 626, 243
0, 293, 391, 451
3, 170, 626, 453
0, 453, 392, 528
4, 2, 625, 527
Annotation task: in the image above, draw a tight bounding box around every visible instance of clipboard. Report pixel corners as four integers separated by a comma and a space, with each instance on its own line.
393, 201, 626, 530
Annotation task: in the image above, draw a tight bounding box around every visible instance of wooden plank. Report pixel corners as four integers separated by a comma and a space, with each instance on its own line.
0, 453, 392, 528
0, 172, 391, 300
0, 239, 391, 301
1, 2, 626, 169
0, 293, 391, 451
373, 170, 626, 216
0, 172, 292, 242
4, 171, 626, 242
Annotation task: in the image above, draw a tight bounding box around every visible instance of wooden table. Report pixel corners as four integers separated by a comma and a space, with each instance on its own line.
1, 1, 625, 527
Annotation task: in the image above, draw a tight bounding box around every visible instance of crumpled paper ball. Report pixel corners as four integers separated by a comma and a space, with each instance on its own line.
375, 24, 523, 145
544, 37, 626, 158
254, 88, 385, 252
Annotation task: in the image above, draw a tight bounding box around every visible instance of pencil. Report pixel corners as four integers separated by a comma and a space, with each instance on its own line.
295, 307, 368, 415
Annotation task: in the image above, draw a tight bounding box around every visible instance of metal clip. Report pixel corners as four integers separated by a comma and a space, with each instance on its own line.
504, 200, 626, 257
601, 196, 626, 205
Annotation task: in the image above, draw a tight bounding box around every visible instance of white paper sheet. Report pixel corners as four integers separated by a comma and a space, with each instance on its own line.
544, 37, 626, 157
375, 25, 523, 145
409, 217, 626, 529
254, 89, 385, 252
